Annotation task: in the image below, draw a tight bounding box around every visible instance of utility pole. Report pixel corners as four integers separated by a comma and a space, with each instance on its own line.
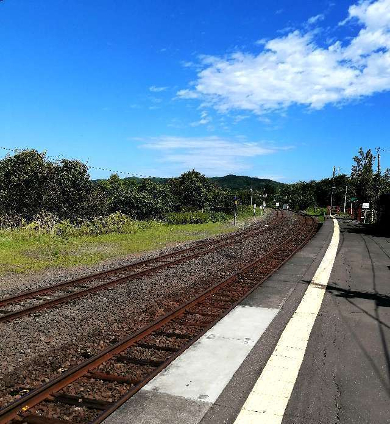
343, 185, 348, 214
375, 147, 383, 223
233, 195, 238, 226
376, 147, 381, 174
330, 166, 336, 214
250, 187, 253, 207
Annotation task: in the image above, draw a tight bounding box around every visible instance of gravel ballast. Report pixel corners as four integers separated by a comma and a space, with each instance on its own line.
0, 211, 303, 408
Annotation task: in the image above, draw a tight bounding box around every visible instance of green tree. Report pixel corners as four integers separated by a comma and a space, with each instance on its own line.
288, 181, 316, 210
0, 150, 49, 219
99, 175, 174, 220
350, 148, 376, 206
133, 179, 173, 219
169, 170, 217, 211
48, 159, 98, 219
0, 150, 102, 221
381, 169, 390, 193
98, 174, 135, 215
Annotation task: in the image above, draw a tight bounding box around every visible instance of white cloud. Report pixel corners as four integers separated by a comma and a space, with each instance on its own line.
346, 0, 390, 29
190, 111, 211, 126
149, 86, 168, 92
307, 14, 325, 25
181, 61, 196, 68
177, 89, 200, 99
178, 0, 390, 114
234, 115, 250, 123
138, 136, 284, 175
256, 174, 286, 181
255, 38, 268, 46
276, 26, 296, 35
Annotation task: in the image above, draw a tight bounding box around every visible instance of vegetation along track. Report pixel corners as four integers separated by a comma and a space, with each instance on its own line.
0, 214, 318, 424
0, 211, 284, 323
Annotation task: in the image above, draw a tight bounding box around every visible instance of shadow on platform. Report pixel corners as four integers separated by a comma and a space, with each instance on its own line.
326, 284, 390, 308
300, 278, 390, 395
338, 219, 390, 236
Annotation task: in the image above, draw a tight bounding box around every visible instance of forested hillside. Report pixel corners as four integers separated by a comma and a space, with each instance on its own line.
104, 174, 284, 193
210, 175, 284, 191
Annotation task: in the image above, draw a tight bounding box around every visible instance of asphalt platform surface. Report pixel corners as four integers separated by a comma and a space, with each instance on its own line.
282, 219, 390, 424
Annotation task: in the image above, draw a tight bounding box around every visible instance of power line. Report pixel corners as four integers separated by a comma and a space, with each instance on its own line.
0, 146, 153, 179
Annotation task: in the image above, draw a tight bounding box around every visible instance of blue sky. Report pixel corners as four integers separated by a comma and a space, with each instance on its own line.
1, 0, 390, 182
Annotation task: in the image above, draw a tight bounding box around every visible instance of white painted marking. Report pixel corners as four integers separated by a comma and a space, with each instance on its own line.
144, 305, 278, 403
234, 218, 340, 424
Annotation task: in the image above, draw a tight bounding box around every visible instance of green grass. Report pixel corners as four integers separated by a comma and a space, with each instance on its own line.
304, 206, 327, 223
0, 211, 265, 275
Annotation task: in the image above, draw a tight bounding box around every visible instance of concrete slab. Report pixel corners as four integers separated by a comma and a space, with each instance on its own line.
144, 305, 278, 403
106, 391, 211, 424
105, 306, 278, 424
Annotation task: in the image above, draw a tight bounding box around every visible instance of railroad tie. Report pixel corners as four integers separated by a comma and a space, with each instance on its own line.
86, 371, 140, 385
115, 356, 165, 368
136, 342, 179, 353
14, 415, 68, 424
48, 393, 112, 411
155, 331, 192, 339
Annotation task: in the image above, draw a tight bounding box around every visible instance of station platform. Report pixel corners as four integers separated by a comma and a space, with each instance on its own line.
104, 218, 390, 424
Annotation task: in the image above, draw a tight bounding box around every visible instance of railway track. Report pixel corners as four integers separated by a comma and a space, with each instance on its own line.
0, 215, 318, 424
0, 211, 285, 323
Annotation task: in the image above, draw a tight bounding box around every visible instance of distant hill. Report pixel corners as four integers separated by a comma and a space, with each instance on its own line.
94, 176, 169, 185
95, 174, 284, 191
123, 176, 168, 185
210, 175, 284, 191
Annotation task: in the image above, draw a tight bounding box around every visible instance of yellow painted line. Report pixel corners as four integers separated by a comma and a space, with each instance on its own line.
234, 218, 340, 424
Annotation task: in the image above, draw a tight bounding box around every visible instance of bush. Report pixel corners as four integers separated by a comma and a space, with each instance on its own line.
24, 211, 59, 234
237, 205, 255, 218
209, 212, 230, 222
0, 214, 26, 230
53, 212, 155, 237
0, 212, 161, 239
305, 206, 327, 216
165, 211, 229, 225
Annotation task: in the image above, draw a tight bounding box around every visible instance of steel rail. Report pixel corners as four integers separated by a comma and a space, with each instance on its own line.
94, 216, 318, 424
0, 212, 285, 323
0, 216, 317, 424
0, 211, 283, 308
